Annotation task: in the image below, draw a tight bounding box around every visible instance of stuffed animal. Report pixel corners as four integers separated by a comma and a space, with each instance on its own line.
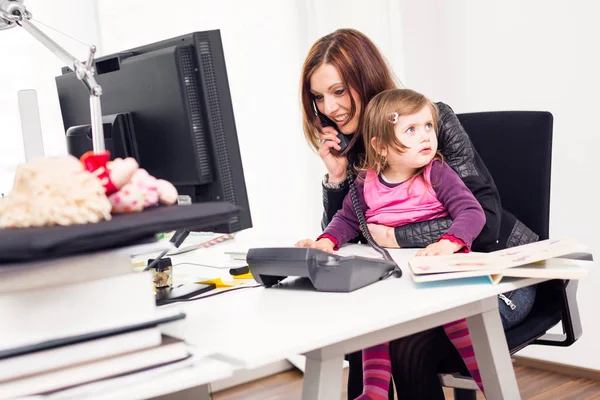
0, 156, 112, 227
80, 151, 178, 214
108, 167, 178, 213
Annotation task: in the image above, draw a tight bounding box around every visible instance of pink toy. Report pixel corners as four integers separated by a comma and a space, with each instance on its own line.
81, 153, 178, 214
106, 159, 178, 214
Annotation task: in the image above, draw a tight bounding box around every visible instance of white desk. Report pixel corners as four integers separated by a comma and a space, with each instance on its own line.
162, 244, 543, 400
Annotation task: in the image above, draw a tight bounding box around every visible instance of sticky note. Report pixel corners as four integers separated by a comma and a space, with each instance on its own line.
197, 278, 244, 288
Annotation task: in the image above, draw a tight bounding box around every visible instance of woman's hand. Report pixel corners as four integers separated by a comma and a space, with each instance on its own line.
319, 127, 348, 183
416, 239, 463, 256
367, 223, 399, 248
295, 238, 336, 253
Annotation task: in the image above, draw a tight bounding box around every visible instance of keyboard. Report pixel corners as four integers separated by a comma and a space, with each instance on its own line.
246, 247, 400, 292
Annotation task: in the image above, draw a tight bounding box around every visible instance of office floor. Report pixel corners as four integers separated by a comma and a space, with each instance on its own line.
213, 361, 600, 400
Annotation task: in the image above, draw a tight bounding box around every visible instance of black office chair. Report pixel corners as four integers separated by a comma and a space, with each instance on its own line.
438, 111, 590, 400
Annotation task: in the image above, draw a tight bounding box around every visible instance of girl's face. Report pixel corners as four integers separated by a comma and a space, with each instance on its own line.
309, 63, 361, 135
385, 105, 438, 170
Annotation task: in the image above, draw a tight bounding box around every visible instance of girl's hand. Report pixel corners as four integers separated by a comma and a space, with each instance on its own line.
367, 223, 399, 248
416, 239, 463, 256
295, 238, 336, 253
318, 127, 348, 183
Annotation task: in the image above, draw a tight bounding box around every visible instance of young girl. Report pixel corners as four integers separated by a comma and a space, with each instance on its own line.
296, 88, 487, 399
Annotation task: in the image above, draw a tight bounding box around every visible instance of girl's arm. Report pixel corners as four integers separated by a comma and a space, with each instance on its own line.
430, 160, 486, 249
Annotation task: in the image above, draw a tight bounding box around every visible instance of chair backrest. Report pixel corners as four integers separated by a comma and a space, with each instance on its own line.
456, 111, 553, 240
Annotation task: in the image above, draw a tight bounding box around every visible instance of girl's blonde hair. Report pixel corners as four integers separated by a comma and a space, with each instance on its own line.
359, 88, 441, 179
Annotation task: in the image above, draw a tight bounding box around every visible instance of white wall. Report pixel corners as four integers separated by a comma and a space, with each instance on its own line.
96, 0, 404, 245
399, 0, 600, 370
0, 0, 101, 194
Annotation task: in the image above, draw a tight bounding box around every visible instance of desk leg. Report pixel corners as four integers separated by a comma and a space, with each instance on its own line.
302, 351, 345, 400
467, 298, 520, 400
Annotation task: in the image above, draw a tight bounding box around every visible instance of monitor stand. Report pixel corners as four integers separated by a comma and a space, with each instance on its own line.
155, 283, 215, 306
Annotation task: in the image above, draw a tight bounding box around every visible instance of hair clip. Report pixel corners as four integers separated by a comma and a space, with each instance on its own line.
389, 112, 399, 124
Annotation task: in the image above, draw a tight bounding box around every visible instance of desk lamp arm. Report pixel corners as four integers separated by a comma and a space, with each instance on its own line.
0, 0, 105, 153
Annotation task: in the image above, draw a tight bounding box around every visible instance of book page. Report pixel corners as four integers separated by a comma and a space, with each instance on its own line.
492, 238, 587, 269
501, 258, 590, 280
409, 252, 497, 275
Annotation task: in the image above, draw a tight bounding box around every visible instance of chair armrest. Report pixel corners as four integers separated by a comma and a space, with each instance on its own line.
533, 252, 591, 346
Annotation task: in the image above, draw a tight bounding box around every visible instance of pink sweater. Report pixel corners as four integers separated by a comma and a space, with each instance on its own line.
363, 162, 449, 226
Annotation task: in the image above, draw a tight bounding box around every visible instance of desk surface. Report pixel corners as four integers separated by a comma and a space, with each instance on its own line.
162, 243, 544, 369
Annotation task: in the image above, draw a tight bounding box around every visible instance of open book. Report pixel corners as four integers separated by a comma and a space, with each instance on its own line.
408, 238, 591, 284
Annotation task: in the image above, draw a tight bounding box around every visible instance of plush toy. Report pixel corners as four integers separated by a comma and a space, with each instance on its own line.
108, 167, 179, 213
80, 151, 178, 214
0, 156, 112, 228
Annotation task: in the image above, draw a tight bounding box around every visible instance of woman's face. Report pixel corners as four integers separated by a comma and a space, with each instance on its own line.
309, 63, 361, 135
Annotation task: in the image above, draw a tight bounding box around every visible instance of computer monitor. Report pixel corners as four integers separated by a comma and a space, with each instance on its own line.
55, 30, 251, 234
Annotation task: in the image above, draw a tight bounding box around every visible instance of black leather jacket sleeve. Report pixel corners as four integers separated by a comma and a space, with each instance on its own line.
394, 102, 502, 250
321, 180, 349, 230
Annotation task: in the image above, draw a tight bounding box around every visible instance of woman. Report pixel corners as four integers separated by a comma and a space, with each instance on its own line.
300, 28, 538, 399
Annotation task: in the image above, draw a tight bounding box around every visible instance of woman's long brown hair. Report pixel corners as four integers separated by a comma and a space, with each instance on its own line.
300, 29, 397, 159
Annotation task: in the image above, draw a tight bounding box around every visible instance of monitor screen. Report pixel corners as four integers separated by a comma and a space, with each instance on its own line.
55, 30, 251, 234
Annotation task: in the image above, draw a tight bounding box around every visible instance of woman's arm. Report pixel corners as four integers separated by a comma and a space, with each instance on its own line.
392, 217, 453, 248
321, 176, 350, 230
320, 177, 367, 248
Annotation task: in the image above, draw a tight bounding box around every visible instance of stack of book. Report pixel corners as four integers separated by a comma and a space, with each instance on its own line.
0, 240, 189, 398
408, 237, 591, 284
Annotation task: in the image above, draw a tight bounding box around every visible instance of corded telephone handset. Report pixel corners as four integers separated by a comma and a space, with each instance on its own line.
318, 112, 350, 154
313, 100, 350, 154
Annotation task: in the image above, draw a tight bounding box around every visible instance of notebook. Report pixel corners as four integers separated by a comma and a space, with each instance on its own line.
0, 335, 189, 398
0, 327, 162, 382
